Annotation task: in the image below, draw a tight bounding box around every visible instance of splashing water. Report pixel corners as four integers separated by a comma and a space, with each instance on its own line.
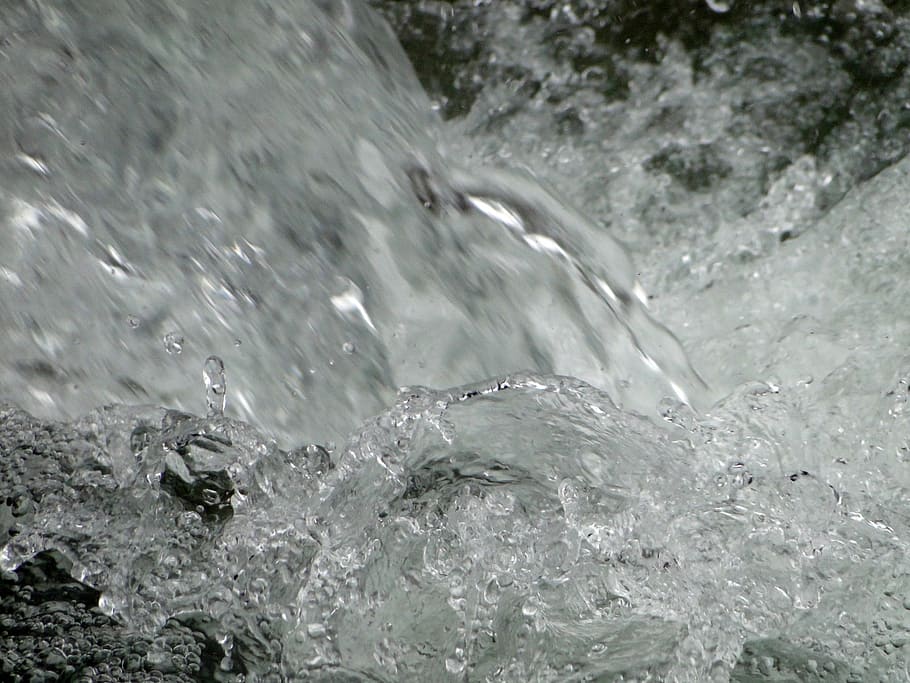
436, 164, 709, 409
1, 1, 909, 681
203, 356, 227, 418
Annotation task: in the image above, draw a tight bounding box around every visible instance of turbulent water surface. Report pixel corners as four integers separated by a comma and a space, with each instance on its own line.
1, 0, 909, 681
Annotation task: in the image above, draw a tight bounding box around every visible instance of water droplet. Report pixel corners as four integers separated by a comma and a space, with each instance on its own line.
330, 277, 376, 332
203, 355, 227, 417
445, 648, 466, 674
705, 0, 732, 12
163, 331, 184, 354
342, 341, 355, 354
200, 488, 221, 505
306, 623, 327, 638
127, 315, 141, 329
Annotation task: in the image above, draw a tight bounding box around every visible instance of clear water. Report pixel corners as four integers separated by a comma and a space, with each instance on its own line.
1, 0, 909, 681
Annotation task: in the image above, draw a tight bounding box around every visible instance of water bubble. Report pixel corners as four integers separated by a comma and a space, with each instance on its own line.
558, 479, 581, 519
163, 331, 184, 354
234, 338, 242, 347
127, 315, 141, 329
705, 0, 732, 12
203, 355, 227, 417
521, 595, 540, 617
342, 341, 355, 354
448, 569, 466, 599
727, 461, 753, 488
483, 576, 502, 605
303, 444, 333, 476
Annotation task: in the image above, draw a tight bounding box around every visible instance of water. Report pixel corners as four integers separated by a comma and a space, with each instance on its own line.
1, 0, 909, 681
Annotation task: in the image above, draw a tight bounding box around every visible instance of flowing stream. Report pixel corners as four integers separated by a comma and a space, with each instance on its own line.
1, 1, 909, 681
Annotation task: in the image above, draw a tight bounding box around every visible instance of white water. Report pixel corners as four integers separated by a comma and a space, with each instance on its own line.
1, 1, 909, 681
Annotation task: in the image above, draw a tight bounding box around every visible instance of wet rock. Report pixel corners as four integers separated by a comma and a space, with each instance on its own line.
368, 1, 487, 118
371, 0, 910, 217
645, 142, 732, 191
0, 552, 215, 682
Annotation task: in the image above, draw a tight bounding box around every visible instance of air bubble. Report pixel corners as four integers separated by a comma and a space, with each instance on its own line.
128, 315, 141, 329
203, 355, 227, 417
342, 341, 355, 354
163, 331, 184, 354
